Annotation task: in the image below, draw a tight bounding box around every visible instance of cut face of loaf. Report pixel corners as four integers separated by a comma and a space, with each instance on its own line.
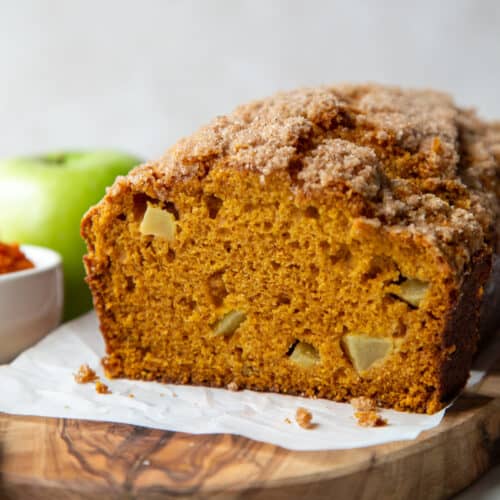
82, 84, 499, 414
82, 167, 489, 414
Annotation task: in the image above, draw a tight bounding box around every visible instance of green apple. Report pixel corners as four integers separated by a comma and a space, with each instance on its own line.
0, 151, 141, 320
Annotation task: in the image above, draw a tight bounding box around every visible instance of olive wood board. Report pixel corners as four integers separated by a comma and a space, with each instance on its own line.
0, 355, 499, 500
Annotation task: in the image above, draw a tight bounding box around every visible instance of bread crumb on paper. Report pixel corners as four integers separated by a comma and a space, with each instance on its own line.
355, 410, 388, 427
74, 364, 99, 384
295, 407, 317, 429
227, 381, 239, 392
95, 381, 112, 395
351, 397, 387, 427
74, 364, 113, 395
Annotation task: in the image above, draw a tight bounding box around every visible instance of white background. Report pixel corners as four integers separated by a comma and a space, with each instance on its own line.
1, 1, 499, 497
1, 0, 499, 160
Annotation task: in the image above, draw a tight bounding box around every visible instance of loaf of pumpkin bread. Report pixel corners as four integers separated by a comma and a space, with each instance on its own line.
81, 84, 500, 414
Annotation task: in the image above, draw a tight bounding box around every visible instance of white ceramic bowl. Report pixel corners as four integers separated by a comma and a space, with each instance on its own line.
0, 245, 63, 363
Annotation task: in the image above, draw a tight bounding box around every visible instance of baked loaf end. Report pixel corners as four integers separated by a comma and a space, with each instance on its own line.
81, 84, 500, 413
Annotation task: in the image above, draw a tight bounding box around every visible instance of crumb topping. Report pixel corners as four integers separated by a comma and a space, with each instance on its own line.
110, 84, 500, 271
299, 138, 381, 198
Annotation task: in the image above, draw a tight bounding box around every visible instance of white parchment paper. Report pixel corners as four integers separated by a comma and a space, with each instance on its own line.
0, 312, 495, 451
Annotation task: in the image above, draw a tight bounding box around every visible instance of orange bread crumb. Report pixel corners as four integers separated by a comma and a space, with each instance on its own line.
355, 410, 387, 428
351, 396, 388, 427
295, 407, 315, 429
95, 381, 111, 394
74, 364, 98, 384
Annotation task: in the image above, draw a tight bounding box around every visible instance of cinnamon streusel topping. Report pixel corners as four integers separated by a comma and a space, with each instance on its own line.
111, 84, 500, 271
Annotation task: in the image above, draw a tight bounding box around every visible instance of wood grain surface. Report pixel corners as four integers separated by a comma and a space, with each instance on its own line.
0, 358, 499, 500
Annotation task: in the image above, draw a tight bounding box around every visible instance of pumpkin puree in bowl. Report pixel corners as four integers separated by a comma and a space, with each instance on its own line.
0, 242, 34, 274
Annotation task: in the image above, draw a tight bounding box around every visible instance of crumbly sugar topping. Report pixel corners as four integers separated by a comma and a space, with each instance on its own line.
119, 84, 500, 270
299, 138, 381, 198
